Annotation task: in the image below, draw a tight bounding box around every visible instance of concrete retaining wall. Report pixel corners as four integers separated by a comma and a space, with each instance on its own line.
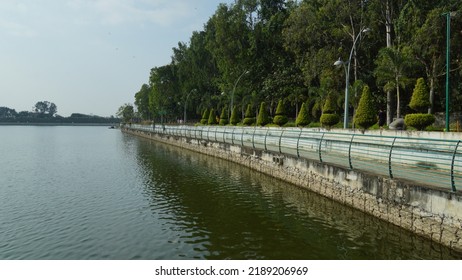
123, 127, 462, 253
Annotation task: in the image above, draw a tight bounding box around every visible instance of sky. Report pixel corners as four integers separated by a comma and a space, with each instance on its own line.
0, 0, 232, 117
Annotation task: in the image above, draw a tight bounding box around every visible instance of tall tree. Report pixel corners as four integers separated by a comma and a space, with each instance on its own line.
34, 101, 57, 117
374, 46, 415, 119
134, 84, 151, 120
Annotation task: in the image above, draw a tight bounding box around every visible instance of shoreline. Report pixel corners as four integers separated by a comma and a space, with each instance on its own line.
0, 122, 119, 126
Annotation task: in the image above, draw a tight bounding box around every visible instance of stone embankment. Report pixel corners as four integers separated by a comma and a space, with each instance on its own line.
123, 126, 462, 253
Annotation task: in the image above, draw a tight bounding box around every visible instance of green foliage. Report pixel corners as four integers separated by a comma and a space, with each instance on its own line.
219, 107, 228, 125
404, 113, 435, 131
134, 84, 151, 120
200, 108, 209, 125
273, 115, 288, 126
374, 46, 415, 119
207, 109, 217, 125
243, 104, 255, 126
117, 103, 134, 123
311, 101, 322, 121
322, 94, 336, 114
354, 85, 377, 130
275, 99, 285, 115
296, 102, 310, 127
125, 0, 462, 126
409, 78, 430, 113
230, 106, 240, 125
320, 114, 340, 128
34, 101, 57, 117
273, 99, 288, 126
320, 94, 339, 128
256, 102, 270, 126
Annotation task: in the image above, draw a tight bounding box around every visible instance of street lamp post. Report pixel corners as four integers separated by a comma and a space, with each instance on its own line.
183, 89, 196, 124
334, 27, 370, 129
231, 70, 249, 119
443, 12, 455, 132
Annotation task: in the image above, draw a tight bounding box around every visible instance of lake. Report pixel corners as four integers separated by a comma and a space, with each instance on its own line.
0, 126, 460, 259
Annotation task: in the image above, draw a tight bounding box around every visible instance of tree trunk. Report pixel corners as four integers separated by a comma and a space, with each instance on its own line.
428, 77, 435, 114
387, 90, 393, 124
385, 0, 393, 125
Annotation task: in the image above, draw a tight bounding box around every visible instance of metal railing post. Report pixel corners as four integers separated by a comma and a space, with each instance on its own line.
319, 133, 325, 163
451, 140, 460, 192
348, 134, 355, 169
264, 129, 269, 151
296, 129, 302, 158
231, 128, 235, 145
278, 129, 284, 154
252, 127, 257, 149
389, 137, 397, 179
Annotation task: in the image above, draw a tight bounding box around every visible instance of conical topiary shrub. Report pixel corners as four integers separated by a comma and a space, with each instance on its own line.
208, 109, 217, 125
200, 108, 209, 125
405, 78, 435, 130
242, 104, 255, 125
296, 102, 310, 127
354, 85, 377, 130
256, 102, 270, 126
273, 99, 288, 126
320, 94, 339, 128
230, 106, 240, 125
409, 78, 431, 113
311, 101, 322, 121
219, 107, 228, 126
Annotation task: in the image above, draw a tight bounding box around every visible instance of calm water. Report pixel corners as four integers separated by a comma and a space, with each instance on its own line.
0, 126, 460, 260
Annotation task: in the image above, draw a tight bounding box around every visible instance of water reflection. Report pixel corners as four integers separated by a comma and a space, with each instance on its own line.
132, 137, 462, 260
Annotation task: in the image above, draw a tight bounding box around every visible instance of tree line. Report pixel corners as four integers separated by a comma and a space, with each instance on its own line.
122, 0, 462, 130
1, 101, 119, 124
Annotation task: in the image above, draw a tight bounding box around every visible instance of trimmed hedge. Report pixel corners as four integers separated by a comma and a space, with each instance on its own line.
230, 106, 240, 125
320, 113, 340, 128
208, 109, 217, 125
200, 109, 209, 125
295, 102, 310, 127
354, 85, 377, 130
409, 78, 430, 113
404, 113, 435, 130
273, 99, 288, 126
219, 107, 228, 125
257, 102, 270, 126
243, 104, 255, 125
320, 94, 339, 128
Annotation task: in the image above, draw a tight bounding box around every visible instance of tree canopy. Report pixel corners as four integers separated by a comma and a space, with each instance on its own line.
125, 0, 462, 128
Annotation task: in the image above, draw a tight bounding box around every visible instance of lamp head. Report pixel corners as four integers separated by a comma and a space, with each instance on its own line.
362, 27, 371, 33
334, 58, 344, 67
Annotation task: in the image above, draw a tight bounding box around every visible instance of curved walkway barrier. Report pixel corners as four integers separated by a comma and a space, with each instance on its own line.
127, 124, 461, 192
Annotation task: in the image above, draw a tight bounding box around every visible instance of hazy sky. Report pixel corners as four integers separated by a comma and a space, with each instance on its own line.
0, 0, 232, 117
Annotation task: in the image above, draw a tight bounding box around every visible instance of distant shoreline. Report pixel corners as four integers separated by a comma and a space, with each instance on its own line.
0, 122, 119, 126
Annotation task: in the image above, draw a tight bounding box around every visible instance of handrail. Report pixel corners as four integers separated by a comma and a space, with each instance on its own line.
124, 124, 462, 191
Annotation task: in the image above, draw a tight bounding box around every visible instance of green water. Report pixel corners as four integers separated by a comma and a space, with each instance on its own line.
0, 126, 460, 259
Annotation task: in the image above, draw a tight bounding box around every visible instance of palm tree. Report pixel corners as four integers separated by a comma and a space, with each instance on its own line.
374, 46, 414, 120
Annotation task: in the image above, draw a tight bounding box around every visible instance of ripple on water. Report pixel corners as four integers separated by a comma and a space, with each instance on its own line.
1, 128, 462, 260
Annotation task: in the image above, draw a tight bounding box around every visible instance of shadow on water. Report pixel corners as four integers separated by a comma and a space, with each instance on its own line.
130, 136, 462, 260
